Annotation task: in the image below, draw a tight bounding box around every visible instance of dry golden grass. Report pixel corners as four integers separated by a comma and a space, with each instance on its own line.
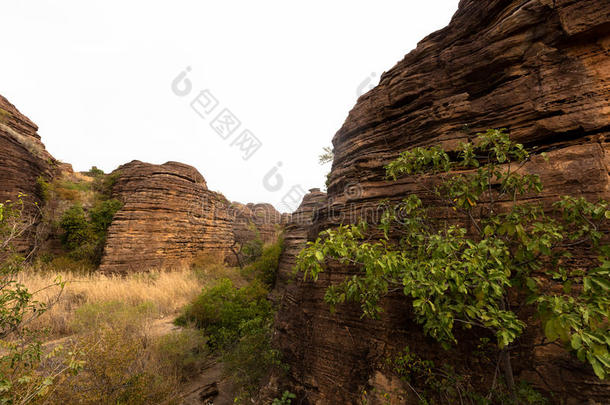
4, 253, 247, 404
17, 267, 214, 337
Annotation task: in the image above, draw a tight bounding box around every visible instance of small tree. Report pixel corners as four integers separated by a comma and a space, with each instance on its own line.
318, 147, 334, 165
297, 130, 609, 398
0, 195, 82, 402
59, 205, 93, 252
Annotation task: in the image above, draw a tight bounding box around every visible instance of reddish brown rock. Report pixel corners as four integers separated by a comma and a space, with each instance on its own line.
99, 161, 235, 273
0, 95, 58, 251
230, 202, 284, 245
0, 95, 57, 203
273, 0, 610, 403
273, 188, 326, 298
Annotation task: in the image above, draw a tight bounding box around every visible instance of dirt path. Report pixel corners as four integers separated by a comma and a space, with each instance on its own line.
149, 316, 236, 405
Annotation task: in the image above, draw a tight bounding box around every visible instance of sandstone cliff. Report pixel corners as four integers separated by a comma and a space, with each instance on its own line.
273, 0, 610, 403
0, 95, 57, 204
0, 95, 59, 251
231, 202, 284, 245
99, 160, 236, 273
271, 188, 326, 302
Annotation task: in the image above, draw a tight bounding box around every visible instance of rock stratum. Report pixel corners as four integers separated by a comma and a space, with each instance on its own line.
231, 202, 285, 245
0, 95, 58, 251
273, 0, 610, 403
0, 93, 285, 273
98, 161, 285, 273
98, 160, 236, 273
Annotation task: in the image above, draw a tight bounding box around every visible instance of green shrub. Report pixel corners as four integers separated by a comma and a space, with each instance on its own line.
93, 170, 121, 198
89, 198, 122, 236
298, 129, 610, 398
86, 166, 105, 177
176, 278, 271, 348
177, 277, 283, 401
242, 237, 263, 263
155, 329, 210, 382
36, 176, 51, 202
244, 237, 284, 287
58, 199, 121, 265
223, 316, 283, 399
59, 205, 93, 251
273, 391, 297, 405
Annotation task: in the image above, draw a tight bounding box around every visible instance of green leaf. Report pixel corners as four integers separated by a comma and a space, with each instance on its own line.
571, 334, 582, 350
484, 225, 494, 236
589, 355, 606, 380
544, 319, 559, 342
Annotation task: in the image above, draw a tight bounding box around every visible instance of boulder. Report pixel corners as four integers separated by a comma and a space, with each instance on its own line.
99, 160, 235, 273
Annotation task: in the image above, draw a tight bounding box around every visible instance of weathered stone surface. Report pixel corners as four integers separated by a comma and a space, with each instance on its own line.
99, 160, 235, 273
273, 0, 610, 403
0, 94, 56, 204
230, 202, 284, 245
271, 188, 326, 301
0, 95, 58, 251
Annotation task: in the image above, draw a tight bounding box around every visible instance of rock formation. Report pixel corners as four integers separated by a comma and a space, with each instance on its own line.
0, 95, 57, 204
230, 202, 284, 245
273, 0, 610, 403
99, 161, 235, 273
0, 94, 59, 251
272, 188, 326, 300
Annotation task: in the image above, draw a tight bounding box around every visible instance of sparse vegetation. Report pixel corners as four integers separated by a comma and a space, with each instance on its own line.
0, 107, 12, 124
273, 390, 297, 405
155, 329, 210, 382
92, 170, 120, 199
243, 236, 284, 287
383, 346, 548, 405
0, 196, 78, 404
17, 268, 205, 337
318, 146, 334, 165
58, 198, 122, 265
8, 263, 222, 404
298, 129, 610, 400
179, 236, 285, 402
50, 314, 181, 405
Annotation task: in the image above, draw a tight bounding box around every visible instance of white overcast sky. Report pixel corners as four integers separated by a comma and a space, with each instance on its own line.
1, 1, 459, 211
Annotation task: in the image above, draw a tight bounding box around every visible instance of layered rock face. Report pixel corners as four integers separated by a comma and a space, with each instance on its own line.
272, 188, 326, 300
274, 0, 610, 403
0, 95, 56, 204
99, 161, 235, 273
231, 202, 284, 245
0, 95, 57, 251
